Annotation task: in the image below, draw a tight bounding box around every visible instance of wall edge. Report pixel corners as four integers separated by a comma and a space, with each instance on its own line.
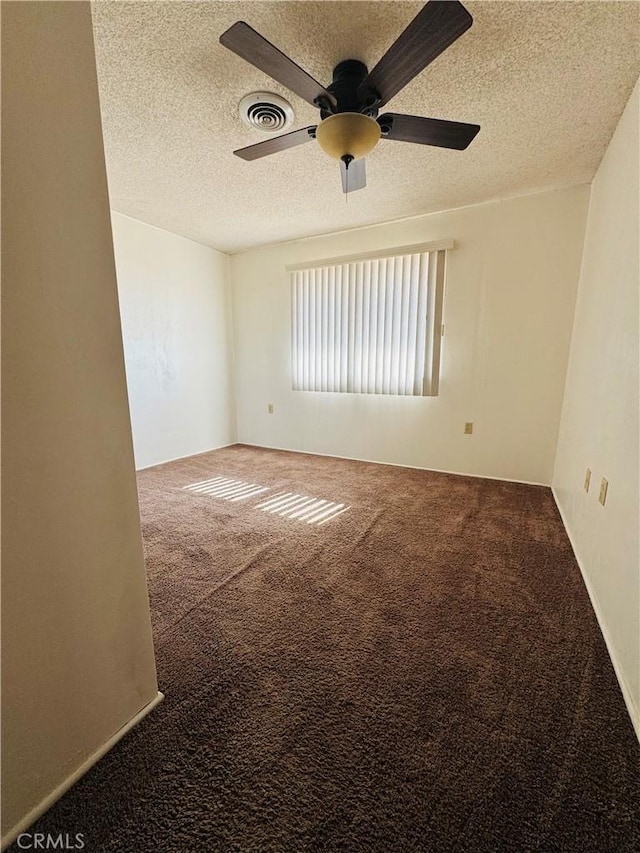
1, 692, 165, 851
551, 487, 639, 742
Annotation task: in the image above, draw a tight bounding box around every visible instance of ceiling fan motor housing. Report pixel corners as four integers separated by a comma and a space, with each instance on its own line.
318, 60, 379, 119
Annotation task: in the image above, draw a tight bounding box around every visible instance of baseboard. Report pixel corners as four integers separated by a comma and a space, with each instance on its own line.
236, 441, 550, 488
1, 691, 164, 851
136, 443, 236, 472
551, 488, 640, 742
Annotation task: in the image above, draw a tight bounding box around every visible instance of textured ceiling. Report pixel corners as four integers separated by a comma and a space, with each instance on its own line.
91, 1, 640, 253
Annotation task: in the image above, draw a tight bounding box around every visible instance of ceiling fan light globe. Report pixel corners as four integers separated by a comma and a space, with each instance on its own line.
315, 112, 381, 161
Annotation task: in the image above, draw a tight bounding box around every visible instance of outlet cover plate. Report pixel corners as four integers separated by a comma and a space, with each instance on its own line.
598, 478, 608, 506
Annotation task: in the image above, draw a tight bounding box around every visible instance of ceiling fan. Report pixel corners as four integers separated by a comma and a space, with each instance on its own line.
220, 0, 480, 194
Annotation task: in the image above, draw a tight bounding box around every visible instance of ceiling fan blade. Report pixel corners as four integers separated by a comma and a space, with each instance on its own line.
233, 126, 317, 161
378, 113, 479, 150
340, 158, 367, 194
220, 22, 337, 109
358, 1, 473, 107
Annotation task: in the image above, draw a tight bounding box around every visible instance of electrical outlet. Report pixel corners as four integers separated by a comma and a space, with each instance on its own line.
598, 478, 608, 506
464, 422, 473, 435
267, 403, 274, 414
584, 468, 591, 492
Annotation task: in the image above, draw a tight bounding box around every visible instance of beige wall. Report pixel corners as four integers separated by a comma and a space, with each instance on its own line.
112, 213, 236, 469
1, 2, 159, 844
553, 79, 640, 734
230, 186, 589, 484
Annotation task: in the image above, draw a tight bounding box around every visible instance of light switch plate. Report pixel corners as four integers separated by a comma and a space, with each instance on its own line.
464, 422, 473, 435
267, 403, 274, 414
584, 468, 591, 492
598, 478, 608, 506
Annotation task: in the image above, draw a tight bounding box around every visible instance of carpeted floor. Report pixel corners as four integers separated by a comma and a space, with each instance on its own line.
21, 445, 640, 851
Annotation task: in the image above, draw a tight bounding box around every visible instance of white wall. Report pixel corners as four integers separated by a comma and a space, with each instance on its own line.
553, 80, 639, 734
112, 213, 236, 469
231, 186, 589, 485
1, 2, 159, 845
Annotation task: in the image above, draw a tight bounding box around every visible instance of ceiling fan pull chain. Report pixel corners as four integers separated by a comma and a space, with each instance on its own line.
341, 154, 353, 202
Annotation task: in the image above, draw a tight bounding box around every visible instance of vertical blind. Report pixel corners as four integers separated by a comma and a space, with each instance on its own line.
291, 250, 444, 396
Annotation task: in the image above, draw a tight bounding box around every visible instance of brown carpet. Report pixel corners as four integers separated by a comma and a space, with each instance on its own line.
19, 444, 640, 851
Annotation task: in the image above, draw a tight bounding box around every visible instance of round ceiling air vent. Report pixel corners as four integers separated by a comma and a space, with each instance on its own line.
239, 92, 294, 133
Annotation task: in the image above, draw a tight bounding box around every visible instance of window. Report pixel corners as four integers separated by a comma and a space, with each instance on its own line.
290, 242, 449, 397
